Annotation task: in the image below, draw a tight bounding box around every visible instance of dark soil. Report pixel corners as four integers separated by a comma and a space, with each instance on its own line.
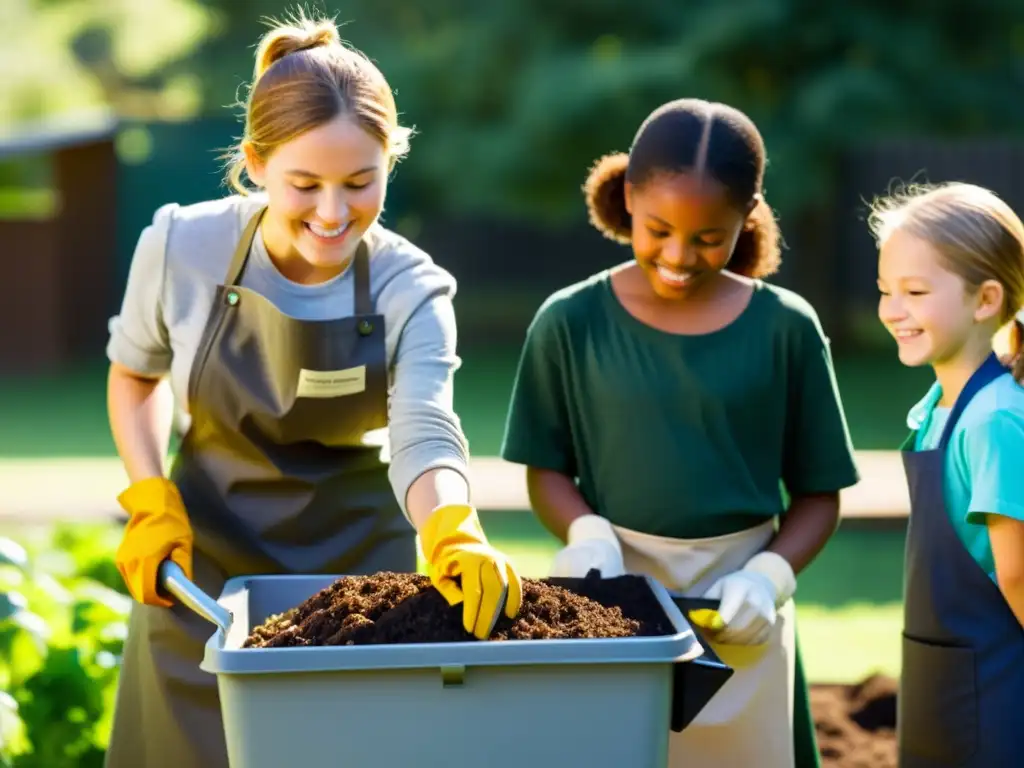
244, 570, 675, 647
811, 675, 898, 768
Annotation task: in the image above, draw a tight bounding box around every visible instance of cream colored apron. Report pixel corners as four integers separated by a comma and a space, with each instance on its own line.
612, 519, 796, 768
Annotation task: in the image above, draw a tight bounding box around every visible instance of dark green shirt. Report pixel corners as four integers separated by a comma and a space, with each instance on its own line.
500, 271, 860, 538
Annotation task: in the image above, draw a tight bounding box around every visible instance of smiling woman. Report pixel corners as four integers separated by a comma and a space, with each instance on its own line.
100, 9, 521, 768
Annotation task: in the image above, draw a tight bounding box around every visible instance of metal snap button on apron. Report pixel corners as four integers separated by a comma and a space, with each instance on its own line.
357, 319, 373, 336
226, 290, 240, 307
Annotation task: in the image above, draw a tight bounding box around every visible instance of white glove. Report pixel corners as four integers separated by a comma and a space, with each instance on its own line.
701, 552, 796, 646
549, 515, 625, 578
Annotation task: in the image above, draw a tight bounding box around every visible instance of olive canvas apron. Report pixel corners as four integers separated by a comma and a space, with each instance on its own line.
898, 352, 1024, 767
104, 208, 415, 767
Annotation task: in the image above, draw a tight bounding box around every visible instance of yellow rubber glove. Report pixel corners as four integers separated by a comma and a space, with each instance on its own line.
115, 477, 193, 607
419, 504, 523, 640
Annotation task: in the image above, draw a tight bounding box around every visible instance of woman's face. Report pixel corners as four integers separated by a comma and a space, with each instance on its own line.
245, 114, 389, 283
626, 172, 751, 299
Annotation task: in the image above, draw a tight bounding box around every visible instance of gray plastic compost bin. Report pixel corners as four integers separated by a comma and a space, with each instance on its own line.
159, 561, 733, 768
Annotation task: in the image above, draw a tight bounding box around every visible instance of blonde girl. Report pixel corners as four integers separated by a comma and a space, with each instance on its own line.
874, 182, 1024, 767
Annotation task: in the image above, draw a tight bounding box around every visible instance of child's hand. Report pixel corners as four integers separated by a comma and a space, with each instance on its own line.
549, 514, 625, 578
700, 551, 795, 645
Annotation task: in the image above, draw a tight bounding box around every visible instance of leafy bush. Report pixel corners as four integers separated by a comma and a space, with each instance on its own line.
0, 525, 129, 767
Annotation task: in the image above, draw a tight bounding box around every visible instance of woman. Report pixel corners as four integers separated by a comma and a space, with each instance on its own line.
501, 98, 860, 767
104, 13, 521, 768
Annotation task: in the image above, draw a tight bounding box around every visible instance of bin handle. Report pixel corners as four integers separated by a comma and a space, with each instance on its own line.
158, 560, 233, 635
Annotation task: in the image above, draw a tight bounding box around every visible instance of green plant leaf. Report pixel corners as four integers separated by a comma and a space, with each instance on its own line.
0, 523, 130, 764
0, 690, 21, 747
0, 593, 27, 622
72, 585, 131, 621
0, 540, 27, 572
10, 613, 50, 648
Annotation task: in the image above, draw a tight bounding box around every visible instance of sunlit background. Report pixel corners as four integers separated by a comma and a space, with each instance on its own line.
3, 0, 1024, 763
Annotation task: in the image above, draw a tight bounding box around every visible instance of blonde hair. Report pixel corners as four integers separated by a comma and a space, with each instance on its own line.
224, 10, 412, 193
869, 182, 1024, 378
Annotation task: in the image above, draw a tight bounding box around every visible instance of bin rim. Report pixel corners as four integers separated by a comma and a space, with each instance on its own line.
199, 573, 705, 676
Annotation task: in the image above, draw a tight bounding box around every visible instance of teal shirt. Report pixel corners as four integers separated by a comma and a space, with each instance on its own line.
500, 271, 861, 539
910, 372, 1024, 578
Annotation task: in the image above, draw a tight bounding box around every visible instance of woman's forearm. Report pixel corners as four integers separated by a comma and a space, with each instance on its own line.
526, 467, 596, 543
405, 467, 471, 530
107, 363, 174, 483
766, 492, 841, 575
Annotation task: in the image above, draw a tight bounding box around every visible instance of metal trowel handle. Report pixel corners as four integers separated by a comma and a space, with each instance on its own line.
158, 559, 233, 634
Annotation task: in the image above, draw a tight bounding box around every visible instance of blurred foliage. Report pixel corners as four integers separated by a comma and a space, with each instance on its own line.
172, 0, 1024, 222
4, 0, 1024, 224
0, 0, 214, 125
0, 526, 129, 766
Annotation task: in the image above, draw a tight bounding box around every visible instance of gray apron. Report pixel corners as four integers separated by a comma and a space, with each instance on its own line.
104, 207, 415, 768
899, 352, 1024, 767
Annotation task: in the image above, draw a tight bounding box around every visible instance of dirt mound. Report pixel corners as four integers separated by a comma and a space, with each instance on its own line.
244, 571, 675, 647
811, 675, 898, 768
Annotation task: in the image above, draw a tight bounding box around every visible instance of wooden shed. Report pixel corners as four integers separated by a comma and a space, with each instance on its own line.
0, 114, 118, 373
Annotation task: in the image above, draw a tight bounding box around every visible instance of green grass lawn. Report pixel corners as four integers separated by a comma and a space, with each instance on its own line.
0, 346, 930, 458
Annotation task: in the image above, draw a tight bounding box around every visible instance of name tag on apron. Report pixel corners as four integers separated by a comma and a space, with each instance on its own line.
296, 366, 366, 398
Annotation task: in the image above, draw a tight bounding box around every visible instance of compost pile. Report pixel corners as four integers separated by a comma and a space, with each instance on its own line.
811, 675, 897, 768
244, 571, 675, 647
